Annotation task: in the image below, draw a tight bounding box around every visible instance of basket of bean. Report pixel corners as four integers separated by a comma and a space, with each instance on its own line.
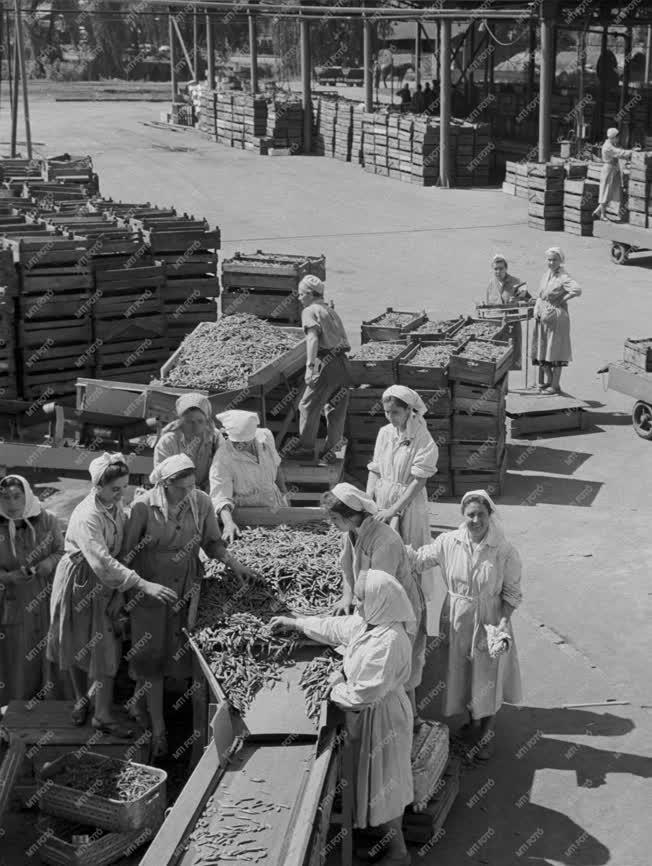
38, 753, 167, 833
448, 338, 514, 387
35, 815, 155, 866
452, 317, 510, 344
348, 341, 412, 386
361, 308, 428, 344
398, 341, 463, 390
407, 316, 466, 342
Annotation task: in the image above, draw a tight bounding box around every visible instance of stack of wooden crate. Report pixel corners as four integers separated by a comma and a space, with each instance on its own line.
563, 165, 598, 237
412, 119, 439, 187
627, 151, 652, 229
514, 162, 531, 200
266, 98, 303, 152
502, 160, 517, 195
334, 100, 353, 162
0, 252, 17, 399
453, 122, 474, 188
238, 94, 268, 148
221, 251, 325, 326
398, 116, 414, 183
449, 343, 511, 497
373, 112, 389, 177
198, 87, 217, 139
470, 122, 491, 186
527, 163, 564, 231
352, 104, 364, 166
387, 114, 401, 180
315, 97, 336, 157
362, 112, 375, 172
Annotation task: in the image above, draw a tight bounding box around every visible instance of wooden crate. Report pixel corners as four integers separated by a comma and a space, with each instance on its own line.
425, 416, 451, 444
623, 337, 652, 371
360, 308, 427, 343
452, 451, 507, 498
221, 288, 301, 323
420, 388, 452, 417
528, 216, 563, 231
452, 410, 505, 440
347, 413, 384, 444
348, 385, 386, 415
348, 343, 411, 387
425, 473, 453, 500
449, 340, 513, 387
18, 318, 92, 347
450, 432, 506, 470
403, 757, 461, 844
398, 341, 459, 391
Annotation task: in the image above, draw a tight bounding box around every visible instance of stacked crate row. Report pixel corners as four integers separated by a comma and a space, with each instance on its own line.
334, 101, 353, 162
412, 119, 440, 186
267, 97, 304, 152
221, 252, 326, 326
0, 250, 17, 398
454, 121, 491, 188
527, 163, 564, 232
627, 152, 652, 229
352, 104, 364, 166
314, 97, 336, 157
398, 117, 414, 183
345, 312, 511, 499
563, 165, 598, 237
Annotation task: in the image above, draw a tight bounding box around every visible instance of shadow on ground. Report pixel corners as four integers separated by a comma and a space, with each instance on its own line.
502, 473, 603, 507
507, 444, 592, 475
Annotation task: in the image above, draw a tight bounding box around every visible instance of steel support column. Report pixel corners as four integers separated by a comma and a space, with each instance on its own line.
363, 17, 373, 112
300, 17, 311, 152
14, 0, 30, 158
206, 9, 215, 88
415, 20, 421, 86
169, 11, 177, 98
439, 17, 451, 188
538, 14, 553, 162
249, 11, 258, 94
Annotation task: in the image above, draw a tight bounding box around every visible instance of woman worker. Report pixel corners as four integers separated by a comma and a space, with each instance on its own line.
122, 454, 256, 758
210, 410, 288, 544
593, 128, 636, 221
408, 490, 522, 761
270, 569, 414, 866
486, 254, 530, 371
366, 386, 439, 633
323, 482, 426, 725
531, 247, 582, 394
154, 393, 222, 494
0, 475, 64, 706
48, 453, 175, 734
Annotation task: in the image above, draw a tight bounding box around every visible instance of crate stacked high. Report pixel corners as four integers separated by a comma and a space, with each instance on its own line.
627, 151, 652, 229
314, 97, 336, 157
198, 87, 217, 139
346, 312, 511, 500
267, 97, 304, 152
514, 161, 532, 200
412, 119, 440, 186
352, 104, 364, 166
221, 251, 326, 326
502, 160, 517, 195
453, 122, 475, 187
563, 164, 598, 237
398, 116, 414, 183
373, 112, 389, 177
528, 163, 564, 231
362, 112, 375, 172
387, 114, 401, 180
334, 100, 353, 162
0, 250, 18, 399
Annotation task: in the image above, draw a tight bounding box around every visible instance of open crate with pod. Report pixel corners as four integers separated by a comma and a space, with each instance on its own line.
35, 815, 155, 866
360, 307, 427, 344
348, 341, 411, 386
450, 316, 510, 344
37, 752, 167, 833
407, 316, 465, 342
448, 339, 513, 387
221, 251, 326, 326
398, 341, 462, 391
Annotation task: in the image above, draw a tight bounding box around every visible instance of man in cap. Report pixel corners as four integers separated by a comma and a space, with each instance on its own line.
290, 275, 351, 464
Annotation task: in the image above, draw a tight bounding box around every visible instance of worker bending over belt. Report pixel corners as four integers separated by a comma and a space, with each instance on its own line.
270, 569, 414, 866
122, 454, 256, 759
154, 393, 222, 494
209, 410, 288, 543
292, 275, 351, 464
322, 482, 427, 728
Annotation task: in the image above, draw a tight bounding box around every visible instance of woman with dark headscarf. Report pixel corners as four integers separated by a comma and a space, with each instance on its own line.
0, 475, 63, 706
154, 392, 222, 493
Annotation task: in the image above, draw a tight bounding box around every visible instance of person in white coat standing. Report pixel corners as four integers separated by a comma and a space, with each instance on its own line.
593, 127, 636, 221
270, 568, 414, 866
408, 489, 523, 762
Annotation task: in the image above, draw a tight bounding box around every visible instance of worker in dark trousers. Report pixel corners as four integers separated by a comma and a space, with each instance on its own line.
291, 275, 351, 465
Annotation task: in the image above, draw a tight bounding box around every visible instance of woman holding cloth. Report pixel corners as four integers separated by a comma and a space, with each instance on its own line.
48, 453, 175, 734
366, 385, 439, 634
154, 393, 222, 494
408, 490, 523, 761
486, 254, 530, 371
270, 569, 414, 866
0, 475, 64, 706
531, 247, 582, 394
322, 482, 426, 725
210, 410, 288, 543
122, 454, 256, 757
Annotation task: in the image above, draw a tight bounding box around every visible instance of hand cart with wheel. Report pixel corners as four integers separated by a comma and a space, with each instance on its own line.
603, 361, 652, 439
593, 220, 652, 265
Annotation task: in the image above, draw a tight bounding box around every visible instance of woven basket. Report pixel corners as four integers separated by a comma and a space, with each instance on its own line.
38, 752, 166, 833
36, 816, 154, 866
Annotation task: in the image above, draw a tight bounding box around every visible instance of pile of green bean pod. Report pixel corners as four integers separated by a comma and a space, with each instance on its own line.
300, 652, 344, 723
49, 756, 160, 802
193, 523, 343, 716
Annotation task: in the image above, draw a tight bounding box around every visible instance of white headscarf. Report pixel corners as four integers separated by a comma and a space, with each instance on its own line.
459, 489, 504, 540
216, 410, 259, 443
148, 454, 199, 528
356, 569, 416, 630
545, 246, 565, 265
606, 127, 619, 140
492, 253, 508, 268
176, 392, 212, 420
298, 274, 325, 296
89, 452, 128, 488
330, 482, 378, 515
382, 385, 427, 416
0, 474, 41, 559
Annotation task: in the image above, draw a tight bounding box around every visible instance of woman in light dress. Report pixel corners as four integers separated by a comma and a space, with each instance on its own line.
408, 489, 522, 761
593, 127, 635, 221
531, 247, 582, 394
270, 569, 414, 866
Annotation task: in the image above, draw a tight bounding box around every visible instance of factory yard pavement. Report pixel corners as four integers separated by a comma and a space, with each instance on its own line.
2, 98, 652, 866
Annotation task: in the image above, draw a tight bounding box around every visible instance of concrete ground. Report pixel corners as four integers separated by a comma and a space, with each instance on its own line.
2, 97, 652, 865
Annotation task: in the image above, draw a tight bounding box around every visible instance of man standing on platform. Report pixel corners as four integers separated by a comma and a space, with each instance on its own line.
290, 275, 351, 465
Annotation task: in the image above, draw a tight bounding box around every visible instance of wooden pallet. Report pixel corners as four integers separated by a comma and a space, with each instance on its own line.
506, 388, 588, 436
